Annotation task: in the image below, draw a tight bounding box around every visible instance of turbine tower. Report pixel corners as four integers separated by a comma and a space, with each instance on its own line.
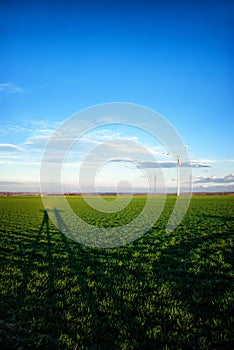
164, 144, 190, 196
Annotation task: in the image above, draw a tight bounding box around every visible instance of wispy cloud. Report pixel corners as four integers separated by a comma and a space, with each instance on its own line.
117, 160, 211, 169
0, 143, 22, 152
0, 82, 24, 94
0, 180, 39, 192
0, 119, 233, 193
190, 161, 211, 168
24, 132, 53, 148
190, 158, 234, 164
194, 174, 234, 184
22, 121, 61, 149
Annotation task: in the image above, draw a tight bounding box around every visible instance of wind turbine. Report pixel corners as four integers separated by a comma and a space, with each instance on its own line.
163, 144, 190, 196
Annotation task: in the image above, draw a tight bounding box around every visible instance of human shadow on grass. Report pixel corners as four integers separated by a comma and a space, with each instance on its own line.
25, 209, 57, 346
4, 208, 127, 350
5, 208, 232, 350
39, 209, 49, 232
19, 209, 47, 289
0, 210, 58, 350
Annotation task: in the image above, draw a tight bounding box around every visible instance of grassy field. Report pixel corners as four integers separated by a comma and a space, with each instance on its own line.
0, 195, 233, 349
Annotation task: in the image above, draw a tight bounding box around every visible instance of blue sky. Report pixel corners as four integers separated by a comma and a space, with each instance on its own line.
0, 0, 233, 192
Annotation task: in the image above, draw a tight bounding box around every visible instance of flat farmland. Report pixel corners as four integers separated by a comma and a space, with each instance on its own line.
0, 195, 233, 349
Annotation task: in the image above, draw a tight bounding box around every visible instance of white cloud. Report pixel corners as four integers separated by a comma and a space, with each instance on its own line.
23, 122, 60, 149
224, 173, 234, 181
128, 160, 210, 169
0, 143, 22, 152
191, 158, 234, 164
24, 134, 52, 148
194, 173, 234, 184
0, 180, 39, 192
0, 119, 233, 193
0, 82, 24, 94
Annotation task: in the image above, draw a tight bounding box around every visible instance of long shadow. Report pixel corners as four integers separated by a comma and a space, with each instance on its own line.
19, 209, 47, 293
29, 210, 57, 345
42, 210, 57, 339
4, 206, 232, 350
8, 194, 234, 348
39, 209, 49, 232
0, 210, 58, 349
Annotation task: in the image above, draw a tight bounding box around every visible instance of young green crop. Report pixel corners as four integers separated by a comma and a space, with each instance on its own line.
0, 195, 233, 349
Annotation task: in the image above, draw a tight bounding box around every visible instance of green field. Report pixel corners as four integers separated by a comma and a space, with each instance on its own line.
0, 195, 233, 349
